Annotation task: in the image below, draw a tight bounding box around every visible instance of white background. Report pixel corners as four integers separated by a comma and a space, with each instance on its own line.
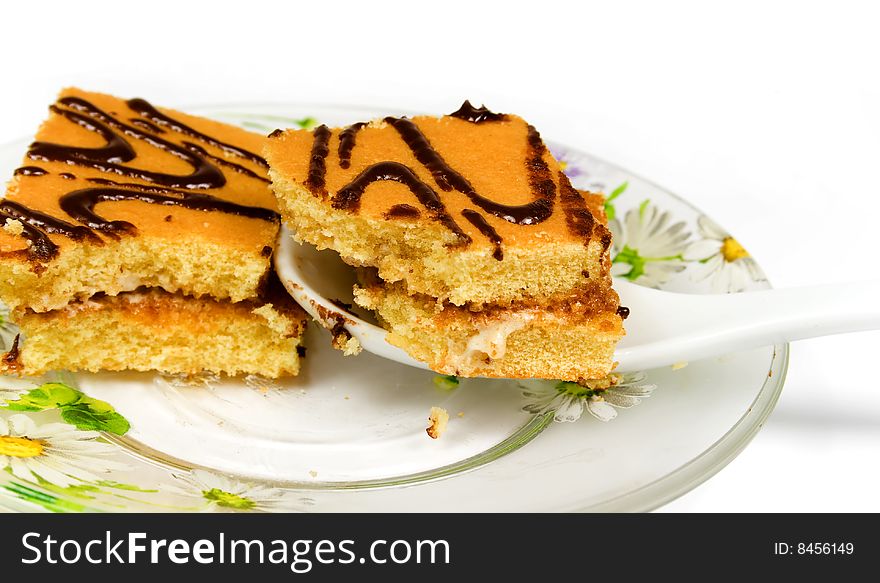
2, 0, 879, 512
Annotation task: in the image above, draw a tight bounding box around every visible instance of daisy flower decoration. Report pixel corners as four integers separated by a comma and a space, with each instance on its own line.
610, 200, 692, 288
0, 414, 129, 488
684, 215, 766, 293
519, 372, 657, 423
169, 469, 311, 513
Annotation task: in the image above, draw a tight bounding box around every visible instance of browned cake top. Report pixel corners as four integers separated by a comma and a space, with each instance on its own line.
266, 101, 610, 258
0, 88, 279, 266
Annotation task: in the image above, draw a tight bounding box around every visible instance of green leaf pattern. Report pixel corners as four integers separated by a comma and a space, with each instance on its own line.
3, 383, 130, 435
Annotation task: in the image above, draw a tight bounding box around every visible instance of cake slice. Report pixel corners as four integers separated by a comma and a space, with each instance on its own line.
0, 88, 279, 313
265, 102, 614, 307
0, 88, 306, 378
266, 102, 625, 380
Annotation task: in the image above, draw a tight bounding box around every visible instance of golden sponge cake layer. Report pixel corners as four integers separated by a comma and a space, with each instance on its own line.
3, 287, 307, 378
266, 105, 613, 307
354, 272, 622, 381
0, 88, 278, 313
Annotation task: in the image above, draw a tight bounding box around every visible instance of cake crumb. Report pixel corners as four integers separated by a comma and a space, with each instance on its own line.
2, 219, 24, 236
426, 406, 449, 439
671, 361, 689, 370
457, 411, 464, 418
344, 395, 350, 400
308, 470, 318, 478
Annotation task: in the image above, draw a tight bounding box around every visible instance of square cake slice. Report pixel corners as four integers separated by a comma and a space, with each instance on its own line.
0, 88, 279, 313
265, 102, 614, 307
0, 88, 306, 378
265, 102, 625, 380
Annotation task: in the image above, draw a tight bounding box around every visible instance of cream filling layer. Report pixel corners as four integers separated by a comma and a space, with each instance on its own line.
460, 311, 538, 364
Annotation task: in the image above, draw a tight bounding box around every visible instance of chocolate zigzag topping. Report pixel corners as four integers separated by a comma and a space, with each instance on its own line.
384, 117, 554, 225
338, 122, 367, 170
334, 161, 470, 244
304, 125, 332, 196
320, 111, 581, 257
297, 107, 599, 258
557, 172, 610, 252
0, 200, 102, 261
4, 96, 276, 263
126, 98, 268, 168
59, 186, 279, 238
34, 97, 226, 189
461, 209, 503, 260
183, 142, 270, 184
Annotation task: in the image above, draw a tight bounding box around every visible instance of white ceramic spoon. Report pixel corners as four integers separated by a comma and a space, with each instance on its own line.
275, 226, 880, 374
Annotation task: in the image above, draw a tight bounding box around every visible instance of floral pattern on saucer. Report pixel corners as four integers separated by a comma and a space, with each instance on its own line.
519, 372, 657, 423
169, 469, 314, 513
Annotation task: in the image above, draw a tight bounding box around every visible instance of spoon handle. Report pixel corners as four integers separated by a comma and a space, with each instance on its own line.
613, 281, 880, 372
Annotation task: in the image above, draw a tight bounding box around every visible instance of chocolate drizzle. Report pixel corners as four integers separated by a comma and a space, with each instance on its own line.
328, 114, 570, 251
461, 209, 503, 260
130, 118, 165, 134
384, 117, 463, 192
525, 125, 557, 204
59, 186, 278, 236
126, 98, 267, 168
557, 172, 598, 245
183, 142, 270, 184
14, 166, 48, 177
33, 98, 226, 189
31, 105, 136, 165
335, 161, 470, 243
2, 334, 22, 372
384, 117, 554, 225
2, 94, 278, 263
0, 199, 102, 261
338, 122, 366, 169
449, 101, 508, 123
314, 107, 605, 257
384, 204, 421, 220
304, 125, 332, 196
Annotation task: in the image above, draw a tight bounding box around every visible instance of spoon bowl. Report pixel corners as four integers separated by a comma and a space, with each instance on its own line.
275, 226, 430, 370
